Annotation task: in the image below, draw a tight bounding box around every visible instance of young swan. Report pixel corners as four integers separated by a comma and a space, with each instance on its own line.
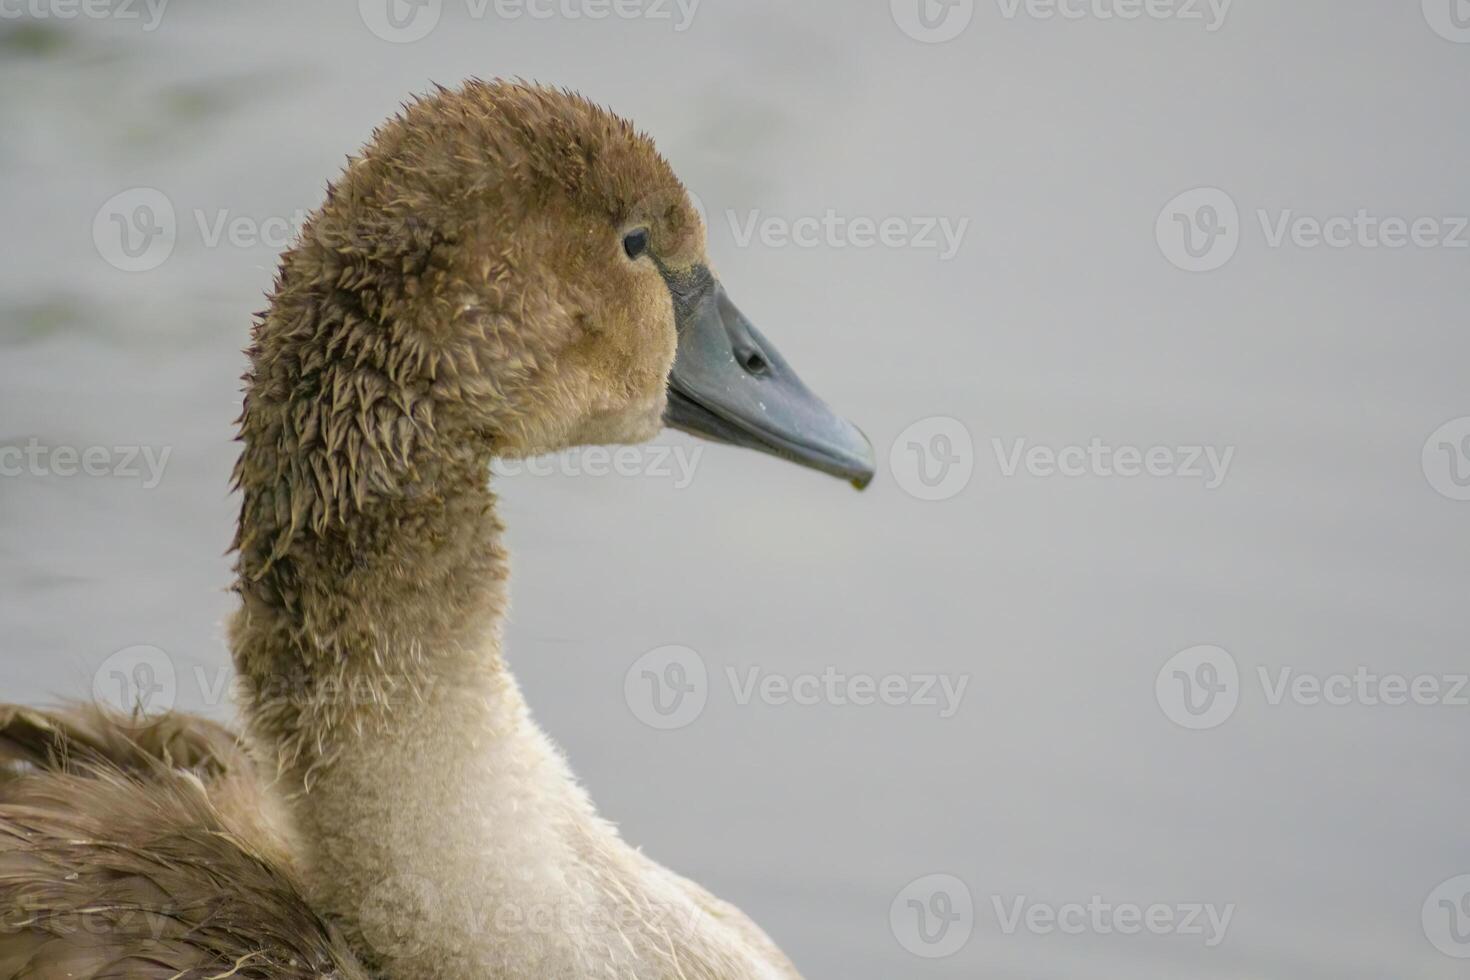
0, 78, 871, 979
228, 79, 873, 979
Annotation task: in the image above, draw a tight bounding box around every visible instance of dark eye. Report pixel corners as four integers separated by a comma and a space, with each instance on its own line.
623, 228, 650, 260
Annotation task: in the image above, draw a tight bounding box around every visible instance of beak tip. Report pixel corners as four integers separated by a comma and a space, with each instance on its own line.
664, 274, 877, 494
846, 428, 877, 491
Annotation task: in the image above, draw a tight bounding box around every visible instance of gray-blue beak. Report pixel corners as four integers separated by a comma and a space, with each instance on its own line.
662, 267, 876, 490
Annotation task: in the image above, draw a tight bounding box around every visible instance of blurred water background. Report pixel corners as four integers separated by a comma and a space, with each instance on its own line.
2, 1, 1469, 976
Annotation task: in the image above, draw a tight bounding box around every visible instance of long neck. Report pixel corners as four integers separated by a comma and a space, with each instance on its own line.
229, 348, 796, 980
228, 235, 513, 773
225, 270, 590, 974
231, 446, 509, 774
226, 280, 786, 978
231, 391, 601, 977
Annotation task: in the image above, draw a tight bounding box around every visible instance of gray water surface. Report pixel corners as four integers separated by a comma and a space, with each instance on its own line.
2, 2, 1468, 977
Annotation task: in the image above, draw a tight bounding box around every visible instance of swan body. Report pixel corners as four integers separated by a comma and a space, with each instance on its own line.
0, 80, 872, 980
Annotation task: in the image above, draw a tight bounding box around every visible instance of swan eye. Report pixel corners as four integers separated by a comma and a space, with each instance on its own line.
623, 228, 650, 260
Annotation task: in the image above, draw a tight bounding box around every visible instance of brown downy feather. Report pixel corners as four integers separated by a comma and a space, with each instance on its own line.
2, 79, 790, 980
0, 705, 369, 980
0, 704, 240, 778
227, 79, 696, 780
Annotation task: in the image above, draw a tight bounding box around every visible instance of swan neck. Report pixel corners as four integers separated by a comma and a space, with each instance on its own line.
230, 427, 510, 776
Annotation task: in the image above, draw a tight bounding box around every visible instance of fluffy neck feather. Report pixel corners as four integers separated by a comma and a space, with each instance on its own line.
227, 169, 797, 980
229, 345, 796, 980
227, 285, 571, 976
230, 259, 508, 775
